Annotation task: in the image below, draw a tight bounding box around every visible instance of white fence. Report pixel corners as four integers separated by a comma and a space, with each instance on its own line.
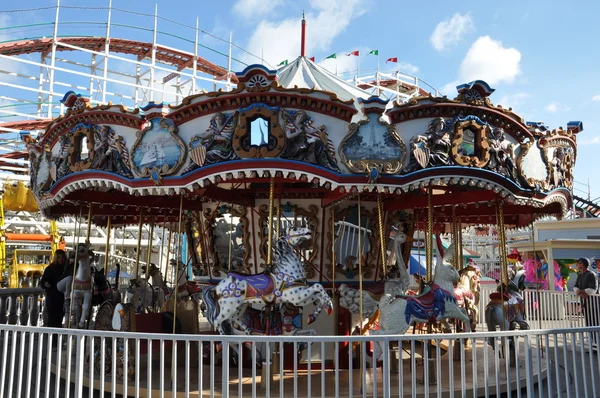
0, 324, 599, 397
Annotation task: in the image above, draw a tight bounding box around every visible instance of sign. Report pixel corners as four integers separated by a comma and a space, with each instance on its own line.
162, 72, 179, 84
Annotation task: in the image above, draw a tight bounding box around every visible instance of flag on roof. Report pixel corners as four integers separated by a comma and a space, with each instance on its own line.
386, 57, 398, 63
309, 57, 315, 62
278, 60, 288, 66
324, 53, 337, 60
368, 50, 378, 55
346, 50, 359, 56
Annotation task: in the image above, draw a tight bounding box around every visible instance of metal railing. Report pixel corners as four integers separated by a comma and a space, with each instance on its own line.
0, 288, 45, 326
0, 323, 598, 397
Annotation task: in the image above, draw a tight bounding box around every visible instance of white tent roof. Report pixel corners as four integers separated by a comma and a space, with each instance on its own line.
277, 56, 372, 102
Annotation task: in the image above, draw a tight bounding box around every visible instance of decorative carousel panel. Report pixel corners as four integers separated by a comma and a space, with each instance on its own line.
326, 205, 377, 280
130, 118, 187, 183
183, 112, 239, 173
450, 118, 491, 167
339, 113, 406, 174
203, 205, 251, 276
280, 109, 339, 171
538, 127, 577, 191
517, 141, 550, 190
25, 141, 52, 193
258, 203, 319, 278
233, 104, 284, 159
67, 123, 96, 172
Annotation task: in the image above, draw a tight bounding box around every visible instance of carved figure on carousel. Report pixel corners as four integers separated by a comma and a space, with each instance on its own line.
90, 125, 134, 178
184, 112, 238, 172
51, 135, 71, 181
281, 109, 339, 171
404, 117, 452, 172
371, 236, 471, 361
550, 147, 567, 189
487, 127, 518, 181
202, 226, 333, 337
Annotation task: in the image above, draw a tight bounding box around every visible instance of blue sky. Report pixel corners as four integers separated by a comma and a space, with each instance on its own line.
2, 0, 599, 199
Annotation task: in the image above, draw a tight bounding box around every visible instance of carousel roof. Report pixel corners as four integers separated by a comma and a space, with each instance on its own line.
277, 56, 372, 101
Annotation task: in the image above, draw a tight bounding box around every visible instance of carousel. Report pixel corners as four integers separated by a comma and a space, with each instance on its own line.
24, 48, 582, 395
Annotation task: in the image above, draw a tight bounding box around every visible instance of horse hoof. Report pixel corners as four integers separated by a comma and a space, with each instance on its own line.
307, 315, 316, 325
326, 306, 333, 316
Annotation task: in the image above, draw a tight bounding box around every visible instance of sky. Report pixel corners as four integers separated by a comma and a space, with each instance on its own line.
1, 0, 599, 199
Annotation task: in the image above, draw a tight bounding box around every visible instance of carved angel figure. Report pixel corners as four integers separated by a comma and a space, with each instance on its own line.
90, 125, 134, 178
51, 135, 71, 181
404, 117, 451, 172
281, 109, 339, 171
487, 127, 518, 181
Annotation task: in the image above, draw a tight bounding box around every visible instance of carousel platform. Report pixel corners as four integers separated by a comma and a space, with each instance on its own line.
49, 338, 547, 397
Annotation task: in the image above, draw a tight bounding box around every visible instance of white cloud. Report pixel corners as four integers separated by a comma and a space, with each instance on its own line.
496, 92, 531, 109
545, 101, 571, 113
578, 135, 600, 145
592, 94, 600, 102
458, 36, 521, 84
396, 62, 419, 75
430, 13, 474, 52
439, 36, 521, 97
232, 0, 285, 21
241, 0, 367, 67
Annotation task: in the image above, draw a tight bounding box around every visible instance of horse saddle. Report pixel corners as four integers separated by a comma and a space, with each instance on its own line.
489, 292, 511, 302
395, 285, 436, 306
230, 271, 275, 299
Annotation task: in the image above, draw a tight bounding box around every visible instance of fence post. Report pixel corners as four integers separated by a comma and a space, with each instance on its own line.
523, 334, 534, 397
74, 334, 85, 398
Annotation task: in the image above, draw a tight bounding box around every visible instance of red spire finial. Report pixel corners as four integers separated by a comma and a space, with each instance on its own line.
301, 12, 306, 57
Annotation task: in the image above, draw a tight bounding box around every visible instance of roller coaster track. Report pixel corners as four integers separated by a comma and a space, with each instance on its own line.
0, 36, 233, 81
573, 195, 600, 217
0, 35, 239, 158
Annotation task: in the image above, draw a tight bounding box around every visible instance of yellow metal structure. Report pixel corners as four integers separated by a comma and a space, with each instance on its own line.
0, 179, 61, 286
7, 249, 52, 288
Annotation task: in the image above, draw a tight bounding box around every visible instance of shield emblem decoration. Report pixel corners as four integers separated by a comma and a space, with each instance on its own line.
189, 139, 206, 167
413, 142, 430, 169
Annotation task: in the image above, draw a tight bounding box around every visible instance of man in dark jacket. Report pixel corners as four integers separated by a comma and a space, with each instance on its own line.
574, 257, 599, 346
41, 250, 67, 328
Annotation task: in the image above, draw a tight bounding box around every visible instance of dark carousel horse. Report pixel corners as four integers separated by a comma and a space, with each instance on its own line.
485, 268, 529, 365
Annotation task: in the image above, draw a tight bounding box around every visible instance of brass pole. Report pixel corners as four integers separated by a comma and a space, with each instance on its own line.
134, 207, 144, 279
228, 209, 233, 271
266, 176, 275, 265
104, 216, 111, 276
68, 204, 84, 329
497, 201, 509, 285
331, 207, 335, 287
458, 218, 463, 269
452, 206, 459, 268
357, 193, 364, 391
173, 195, 184, 334
376, 191, 387, 279
426, 187, 433, 282
164, 223, 173, 290
144, 216, 155, 305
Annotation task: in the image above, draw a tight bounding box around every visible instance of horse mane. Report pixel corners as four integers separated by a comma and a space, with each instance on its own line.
272, 237, 305, 277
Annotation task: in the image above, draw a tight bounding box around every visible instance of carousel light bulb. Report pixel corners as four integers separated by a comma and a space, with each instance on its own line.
469, 180, 476, 186
460, 178, 467, 185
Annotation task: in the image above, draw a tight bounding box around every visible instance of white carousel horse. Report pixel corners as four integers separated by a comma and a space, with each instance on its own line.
203, 227, 333, 336
338, 228, 411, 320
142, 263, 169, 294
372, 244, 471, 361
126, 275, 165, 313
56, 242, 95, 328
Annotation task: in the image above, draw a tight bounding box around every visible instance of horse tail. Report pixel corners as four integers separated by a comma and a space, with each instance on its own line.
202, 286, 219, 326
115, 263, 121, 287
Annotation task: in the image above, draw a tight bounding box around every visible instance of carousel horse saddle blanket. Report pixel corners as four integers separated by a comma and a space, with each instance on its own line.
402, 285, 456, 323
230, 272, 275, 298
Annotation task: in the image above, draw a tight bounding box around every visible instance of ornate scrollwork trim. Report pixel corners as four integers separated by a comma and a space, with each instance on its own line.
450, 119, 491, 167
233, 105, 285, 159
67, 123, 96, 172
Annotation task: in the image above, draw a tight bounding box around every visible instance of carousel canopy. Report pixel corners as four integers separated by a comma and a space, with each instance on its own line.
277, 56, 372, 101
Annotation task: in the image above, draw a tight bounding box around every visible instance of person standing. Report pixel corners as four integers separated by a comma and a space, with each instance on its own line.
574, 257, 599, 346
41, 250, 67, 328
